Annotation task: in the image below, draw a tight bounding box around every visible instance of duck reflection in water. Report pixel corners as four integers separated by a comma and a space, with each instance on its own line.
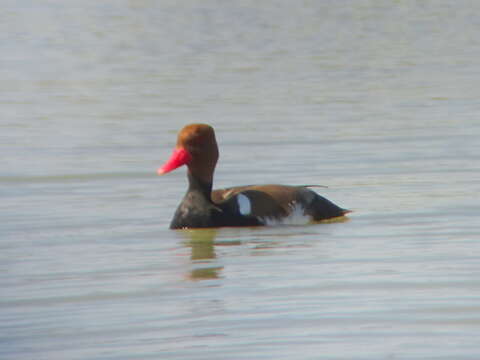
180, 229, 224, 280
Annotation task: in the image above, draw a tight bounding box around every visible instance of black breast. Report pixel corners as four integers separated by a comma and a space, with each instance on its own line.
170, 190, 261, 229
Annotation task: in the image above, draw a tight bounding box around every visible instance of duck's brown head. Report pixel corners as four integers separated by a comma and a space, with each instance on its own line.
158, 123, 219, 184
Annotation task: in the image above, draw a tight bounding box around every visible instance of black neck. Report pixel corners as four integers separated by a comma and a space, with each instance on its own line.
187, 171, 212, 200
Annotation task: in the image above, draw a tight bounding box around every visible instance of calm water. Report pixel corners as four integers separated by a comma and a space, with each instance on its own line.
2, 1, 480, 359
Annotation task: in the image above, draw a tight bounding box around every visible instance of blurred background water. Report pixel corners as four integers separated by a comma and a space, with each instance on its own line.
1, 1, 480, 359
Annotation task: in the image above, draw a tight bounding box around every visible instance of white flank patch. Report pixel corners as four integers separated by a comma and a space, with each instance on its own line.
262, 202, 312, 226
237, 193, 252, 216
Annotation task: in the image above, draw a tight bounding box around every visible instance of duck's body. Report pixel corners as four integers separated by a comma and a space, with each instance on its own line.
158, 124, 349, 229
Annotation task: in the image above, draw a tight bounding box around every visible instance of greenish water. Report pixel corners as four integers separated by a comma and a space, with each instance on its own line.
2, 1, 480, 359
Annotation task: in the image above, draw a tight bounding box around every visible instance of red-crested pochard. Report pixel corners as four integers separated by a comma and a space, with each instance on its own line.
158, 124, 350, 229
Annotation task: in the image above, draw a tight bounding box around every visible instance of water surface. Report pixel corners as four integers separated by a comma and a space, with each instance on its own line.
1, 1, 480, 359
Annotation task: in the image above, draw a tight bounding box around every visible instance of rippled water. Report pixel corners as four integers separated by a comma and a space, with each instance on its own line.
2, 1, 480, 359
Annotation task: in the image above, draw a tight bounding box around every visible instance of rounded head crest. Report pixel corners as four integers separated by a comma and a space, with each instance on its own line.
177, 123, 216, 149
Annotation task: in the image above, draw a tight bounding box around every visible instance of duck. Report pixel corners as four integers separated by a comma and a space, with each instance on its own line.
158, 123, 350, 229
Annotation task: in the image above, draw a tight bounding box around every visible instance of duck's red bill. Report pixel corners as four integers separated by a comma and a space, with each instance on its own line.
157, 147, 192, 175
